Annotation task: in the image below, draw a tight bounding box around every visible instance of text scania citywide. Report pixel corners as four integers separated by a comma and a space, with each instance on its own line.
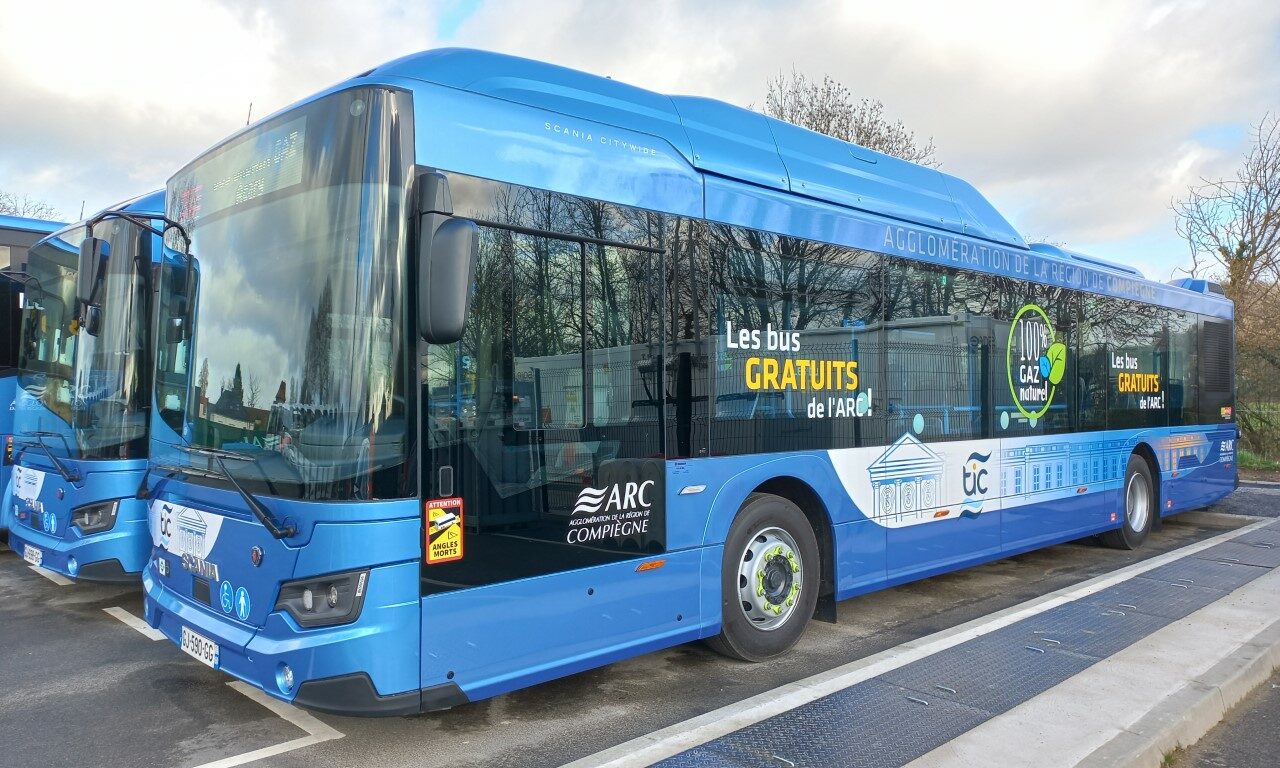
543, 121, 661, 156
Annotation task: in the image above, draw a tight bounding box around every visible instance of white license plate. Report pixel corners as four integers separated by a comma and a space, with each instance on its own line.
22, 545, 42, 567
180, 625, 219, 669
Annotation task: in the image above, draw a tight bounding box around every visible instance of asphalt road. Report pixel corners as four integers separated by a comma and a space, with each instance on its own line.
0, 494, 1263, 768
1170, 668, 1280, 768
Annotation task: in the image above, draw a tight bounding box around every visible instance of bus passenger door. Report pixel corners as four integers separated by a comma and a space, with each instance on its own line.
418, 221, 697, 702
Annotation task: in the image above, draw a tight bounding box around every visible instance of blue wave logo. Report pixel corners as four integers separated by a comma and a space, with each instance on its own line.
961, 451, 992, 516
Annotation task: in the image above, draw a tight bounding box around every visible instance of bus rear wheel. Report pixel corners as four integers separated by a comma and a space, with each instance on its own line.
1101, 454, 1155, 550
707, 493, 820, 662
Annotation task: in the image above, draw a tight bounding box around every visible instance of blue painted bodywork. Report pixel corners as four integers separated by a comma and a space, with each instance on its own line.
1, 376, 16, 532
143, 481, 423, 702
2, 215, 64, 528
0, 214, 65, 236
6, 192, 163, 580
142, 49, 1237, 711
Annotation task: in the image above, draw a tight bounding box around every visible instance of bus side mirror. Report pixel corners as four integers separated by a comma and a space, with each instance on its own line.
418, 217, 478, 345
166, 316, 186, 344
82, 305, 103, 337
77, 237, 109, 337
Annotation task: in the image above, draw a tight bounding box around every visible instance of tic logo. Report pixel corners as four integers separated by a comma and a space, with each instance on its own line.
1007, 303, 1067, 423
960, 451, 991, 518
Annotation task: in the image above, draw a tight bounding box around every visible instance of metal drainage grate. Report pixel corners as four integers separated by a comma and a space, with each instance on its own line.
880, 632, 1092, 711
1139, 557, 1269, 593
660, 679, 991, 768
1193, 540, 1280, 569
991, 599, 1172, 660
1080, 576, 1225, 620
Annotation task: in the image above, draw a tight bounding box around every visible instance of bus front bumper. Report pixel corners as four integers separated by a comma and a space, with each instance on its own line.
7, 498, 148, 582
142, 559, 430, 716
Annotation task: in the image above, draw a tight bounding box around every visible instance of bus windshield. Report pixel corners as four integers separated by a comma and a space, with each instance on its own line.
16, 220, 151, 460
162, 86, 413, 501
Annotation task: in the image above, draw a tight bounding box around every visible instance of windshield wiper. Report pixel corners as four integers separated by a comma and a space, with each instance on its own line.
173, 446, 296, 539
15, 431, 83, 485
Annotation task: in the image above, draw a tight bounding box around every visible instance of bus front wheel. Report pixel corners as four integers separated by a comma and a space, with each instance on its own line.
707, 493, 820, 662
1101, 454, 1155, 550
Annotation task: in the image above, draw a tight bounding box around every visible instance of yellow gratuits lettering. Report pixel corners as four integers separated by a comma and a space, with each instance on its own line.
743, 357, 859, 392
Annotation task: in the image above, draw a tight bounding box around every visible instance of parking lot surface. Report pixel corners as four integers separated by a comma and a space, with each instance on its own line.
0, 495, 1264, 768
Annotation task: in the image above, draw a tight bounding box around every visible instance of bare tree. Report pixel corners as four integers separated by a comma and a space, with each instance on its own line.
763, 68, 938, 167
0, 190, 60, 220
247, 372, 262, 409
1174, 114, 1280, 337
197, 358, 210, 396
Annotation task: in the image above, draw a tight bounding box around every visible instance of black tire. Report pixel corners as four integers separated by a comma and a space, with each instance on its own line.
706, 493, 821, 662
1100, 454, 1156, 550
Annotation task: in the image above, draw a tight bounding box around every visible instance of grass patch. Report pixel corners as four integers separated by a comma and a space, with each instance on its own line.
1239, 449, 1280, 471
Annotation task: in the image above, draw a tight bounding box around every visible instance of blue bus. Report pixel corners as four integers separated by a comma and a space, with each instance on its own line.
6, 192, 176, 581
142, 49, 1236, 715
2, 214, 65, 532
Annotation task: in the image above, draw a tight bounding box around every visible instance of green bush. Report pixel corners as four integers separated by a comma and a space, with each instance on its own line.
1238, 448, 1280, 471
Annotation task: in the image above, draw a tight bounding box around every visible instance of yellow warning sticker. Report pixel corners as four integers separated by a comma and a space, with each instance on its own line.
426, 497, 464, 564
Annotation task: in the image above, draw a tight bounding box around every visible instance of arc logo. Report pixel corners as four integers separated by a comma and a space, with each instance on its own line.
960, 451, 992, 518
568, 480, 656, 544
572, 481, 655, 516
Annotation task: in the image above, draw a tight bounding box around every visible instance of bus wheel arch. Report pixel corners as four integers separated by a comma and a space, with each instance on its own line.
752, 476, 836, 617
1101, 448, 1159, 550
706, 481, 828, 662
1131, 442, 1162, 507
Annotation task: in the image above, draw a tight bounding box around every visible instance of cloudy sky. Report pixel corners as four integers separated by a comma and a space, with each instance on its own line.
1, 0, 1277, 279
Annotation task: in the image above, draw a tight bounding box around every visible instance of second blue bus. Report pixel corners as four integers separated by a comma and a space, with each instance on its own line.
8, 192, 170, 581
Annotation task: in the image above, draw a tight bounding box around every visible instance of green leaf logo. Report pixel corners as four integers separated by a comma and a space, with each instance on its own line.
1045, 341, 1067, 385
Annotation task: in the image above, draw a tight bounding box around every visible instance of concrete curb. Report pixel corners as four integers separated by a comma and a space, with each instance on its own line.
1077, 617, 1280, 768
1169, 509, 1267, 527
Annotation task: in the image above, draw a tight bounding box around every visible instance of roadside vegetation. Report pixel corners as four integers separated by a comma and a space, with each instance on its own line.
1175, 115, 1280, 460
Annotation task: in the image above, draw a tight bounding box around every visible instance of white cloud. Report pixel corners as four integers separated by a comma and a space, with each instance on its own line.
1, 0, 1277, 277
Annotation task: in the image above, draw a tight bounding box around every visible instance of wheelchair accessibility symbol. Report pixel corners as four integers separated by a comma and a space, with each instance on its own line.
219, 581, 234, 614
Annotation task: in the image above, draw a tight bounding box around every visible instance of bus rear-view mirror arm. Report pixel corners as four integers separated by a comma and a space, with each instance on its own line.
416, 169, 478, 345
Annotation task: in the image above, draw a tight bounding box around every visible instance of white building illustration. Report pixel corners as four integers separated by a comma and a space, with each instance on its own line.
867, 433, 945, 523
1159, 433, 1211, 473
176, 508, 209, 555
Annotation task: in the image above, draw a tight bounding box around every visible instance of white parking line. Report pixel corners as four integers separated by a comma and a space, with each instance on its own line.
562, 518, 1275, 768
103, 606, 165, 641
98, 596, 345, 768
29, 566, 72, 586
190, 682, 343, 768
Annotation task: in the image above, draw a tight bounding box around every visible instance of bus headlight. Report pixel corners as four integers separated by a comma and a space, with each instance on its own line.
72, 500, 119, 534
275, 569, 369, 628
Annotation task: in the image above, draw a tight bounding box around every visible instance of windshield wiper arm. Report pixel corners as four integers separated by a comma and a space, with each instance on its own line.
174, 446, 296, 539
15, 431, 83, 484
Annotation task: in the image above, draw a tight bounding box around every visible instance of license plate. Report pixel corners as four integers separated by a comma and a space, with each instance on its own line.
22, 545, 42, 567
180, 625, 219, 669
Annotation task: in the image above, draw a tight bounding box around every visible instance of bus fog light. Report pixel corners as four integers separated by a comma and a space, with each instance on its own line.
67, 556, 78, 576
275, 569, 370, 628
72, 500, 119, 534
277, 663, 295, 694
